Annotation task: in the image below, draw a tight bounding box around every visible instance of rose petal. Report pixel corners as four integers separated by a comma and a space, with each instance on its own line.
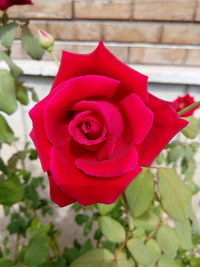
75, 144, 139, 177
50, 144, 142, 206
44, 75, 120, 147
29, 96, 52, 171
137, 94, 188, 166
51, 41, 148, 102
120, 93, 153, 145
48, 171, 75, 207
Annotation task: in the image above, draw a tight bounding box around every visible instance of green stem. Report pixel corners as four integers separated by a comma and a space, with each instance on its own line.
49, 50, 59, 66
178, 101, 200, 116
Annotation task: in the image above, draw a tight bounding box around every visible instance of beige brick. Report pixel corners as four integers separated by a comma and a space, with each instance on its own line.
162, 23, 200, 45
103, 22, 161, 43
47, 21, 102, 41
7, 0, 72, 19
17, 21, 101, 41
11, 41, 129, 63
133, 0, 196, 21
195, 1, 200, 21
129, 46, 186, 65
74, 0, 132, 20
185, 49, 200, 66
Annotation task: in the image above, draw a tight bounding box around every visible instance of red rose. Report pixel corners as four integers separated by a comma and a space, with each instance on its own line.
0, 0, 33, 11
29, 41, 187, 207
173, 93, 199, 117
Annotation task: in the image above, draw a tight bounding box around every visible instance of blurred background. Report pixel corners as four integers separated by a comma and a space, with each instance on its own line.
0, 0, 200, 248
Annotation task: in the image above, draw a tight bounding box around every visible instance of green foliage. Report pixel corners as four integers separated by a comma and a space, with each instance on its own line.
125, 168, 154, 217
0, 22, 17, 49
0, 115, 16, 144
99, 216, 126, 243
21, 26, 44, 60
182, 116, 200, 139
0, 69, 17, 114
24, 235, 49, 266
156, 225, 179, 255
158, 168, 192, 220
0, 259, 13, 267
0, 176, 24, 205
71, 248, 114, 267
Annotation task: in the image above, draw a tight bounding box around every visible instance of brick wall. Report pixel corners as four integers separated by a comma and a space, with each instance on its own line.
2, 0, 200, 66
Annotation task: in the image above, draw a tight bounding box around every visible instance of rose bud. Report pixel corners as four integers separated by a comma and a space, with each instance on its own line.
29, 41, 188, 207
38, 29, 54, 52
173, 93, 199, 117
0, 0, 33, 11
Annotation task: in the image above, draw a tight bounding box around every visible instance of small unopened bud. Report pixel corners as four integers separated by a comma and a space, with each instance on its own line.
38, 29, 54, 52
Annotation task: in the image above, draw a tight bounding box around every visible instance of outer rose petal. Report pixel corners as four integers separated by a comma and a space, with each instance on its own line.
44, 75, 120, 147
29, 96, 52, 171
48, 172, 75, 207
50, 144, 142, 206
137, 94, 188, 166
51, 41, 148, 102
120, 93, 153, 145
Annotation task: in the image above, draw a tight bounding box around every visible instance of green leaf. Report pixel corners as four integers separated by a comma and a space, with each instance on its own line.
0, 51, 22, 77
7, 212, 28, 235
182, 116, 200, 139
16, 84, 29, 105
134, 210, 159, 231
156, 225, 179, 255
158, 168, 192, 220
75, 214, 89, 225
0, 157, 8, 174
132, 227, 146, 240
186, 180, 199, 195
168, 145, 184, 162
158, 255, 179, 267
175, 220, 193, 250
0, 259, 13, 267
24, 235, 49, 266
0, 23, 17, 49
71, 248, 114, 267
146, 239, 161, 264
0, 69, 17, 114
99, 216, 125, 243
0, 115, 16, 144
0, 176, 24, 205
21, 26, 44, 60
97, 202, 116, 215
126, 238, 152, 265
63, 247, 81, 265
125, 168, 154, 217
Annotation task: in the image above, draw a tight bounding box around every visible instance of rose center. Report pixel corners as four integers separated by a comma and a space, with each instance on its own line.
80, 121, 102, 140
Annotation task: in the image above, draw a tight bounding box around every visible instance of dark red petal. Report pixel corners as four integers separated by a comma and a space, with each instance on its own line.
51, 41, 148, 102
44, 75, 120, 147
50, 144, 142, 206
137, 94, 188, 166
121, 93, 153, 145
48, 171, 75, 207
29, 96, 52, 171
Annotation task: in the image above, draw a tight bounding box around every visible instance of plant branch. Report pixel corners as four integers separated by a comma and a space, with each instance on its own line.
145, 221, 164, 242
49, 50, 59, 66
178, 101, 200, 116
